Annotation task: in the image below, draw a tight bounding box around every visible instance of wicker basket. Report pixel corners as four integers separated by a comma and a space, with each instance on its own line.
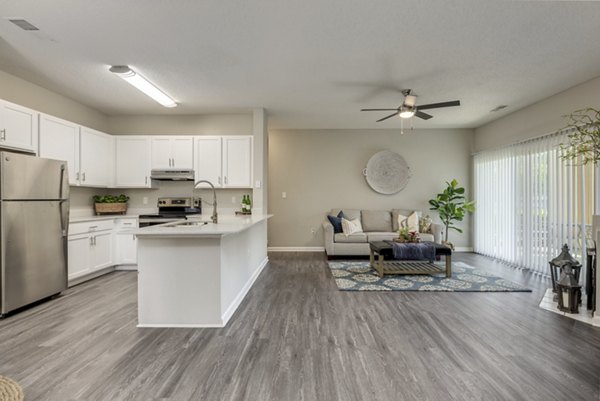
94, 202, 128, 215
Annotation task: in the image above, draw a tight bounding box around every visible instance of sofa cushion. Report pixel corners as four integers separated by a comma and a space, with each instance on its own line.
361, 210, 392, 232
419, 233, 435, 242
366, 232, 397, 242
334, 232, 368, 243
327, 211, 346, 233
392, 209, 421, 231
330, 209, 361, 221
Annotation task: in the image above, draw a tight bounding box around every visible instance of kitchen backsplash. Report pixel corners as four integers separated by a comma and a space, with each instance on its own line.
69, 181, 253, 215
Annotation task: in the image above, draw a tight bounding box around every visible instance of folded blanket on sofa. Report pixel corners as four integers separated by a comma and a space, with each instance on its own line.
388, 241, 435, 261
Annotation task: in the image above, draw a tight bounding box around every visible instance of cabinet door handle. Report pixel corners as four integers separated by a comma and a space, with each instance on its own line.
218, 176, 221, 185
145, 176, 148, 185
89, 225, 98, 231
224, 176, 228, 185
82, 172, 86, 181
89, 236, 93, 246
76, 172, 80, 181
0, 129, 5, 141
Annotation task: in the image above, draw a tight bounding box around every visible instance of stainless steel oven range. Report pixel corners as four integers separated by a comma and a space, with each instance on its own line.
138, 197, 201, 227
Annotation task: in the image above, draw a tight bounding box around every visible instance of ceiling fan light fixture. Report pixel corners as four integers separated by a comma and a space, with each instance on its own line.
109, 65, 177, 108
398, 106, 415, 119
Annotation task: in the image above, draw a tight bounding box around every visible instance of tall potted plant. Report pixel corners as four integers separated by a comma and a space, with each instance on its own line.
428, 179, 475, 248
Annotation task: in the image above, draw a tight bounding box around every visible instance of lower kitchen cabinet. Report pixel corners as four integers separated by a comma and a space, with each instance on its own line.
68, 218, 138, 283
67, 221, 114, 282
115, 218, 138, 266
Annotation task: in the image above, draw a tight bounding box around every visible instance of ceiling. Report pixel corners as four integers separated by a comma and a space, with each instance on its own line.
1, 0, 600, 130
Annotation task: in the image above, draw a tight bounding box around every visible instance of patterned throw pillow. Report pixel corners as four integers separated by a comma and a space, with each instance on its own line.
419, 214, 433, 233
327, 211, 346, 233
341, 217, 363, 236
397, 211, 419, 232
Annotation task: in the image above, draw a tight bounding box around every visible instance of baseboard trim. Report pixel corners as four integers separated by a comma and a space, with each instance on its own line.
137, 323, 224, 328
268, 247, 325, 252
221, 256, 270, 326
454, 247, 474, 252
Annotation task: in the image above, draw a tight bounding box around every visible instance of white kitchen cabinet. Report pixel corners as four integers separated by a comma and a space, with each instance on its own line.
67, 221, 114, 282
80, 127, 112, 187
151, 136, 193, 169
194, 136, 223, 187
223, 136, 252, 188
67, 235, 91, 280
115, 136, 151, 187
39, 114, 80, 185
194, 136, 252, 188
115, 218, 138, 267
0, 100, 38, 153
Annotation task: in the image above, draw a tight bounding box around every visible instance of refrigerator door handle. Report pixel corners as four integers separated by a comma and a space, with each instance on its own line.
58, 165, 69, 237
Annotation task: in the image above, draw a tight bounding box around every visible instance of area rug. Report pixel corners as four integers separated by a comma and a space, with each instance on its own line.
0, 375, 24, 401
328, 261, 531, 292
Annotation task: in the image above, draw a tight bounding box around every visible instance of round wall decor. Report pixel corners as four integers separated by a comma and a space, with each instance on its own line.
363, 150, 411, 194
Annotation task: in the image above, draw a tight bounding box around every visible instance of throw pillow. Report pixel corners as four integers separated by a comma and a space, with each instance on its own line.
419, 214, 433, 233
327, 211, 346, 233
397, 211, 419, 232
341, 217, 363, 236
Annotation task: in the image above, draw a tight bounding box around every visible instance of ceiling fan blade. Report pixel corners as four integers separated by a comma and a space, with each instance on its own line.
416, 100, 460, 111
415, 111, 433, 120
376, 112, 399, 122
361, 108, 399, 111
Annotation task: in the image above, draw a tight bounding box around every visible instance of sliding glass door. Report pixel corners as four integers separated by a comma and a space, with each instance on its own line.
474, 132, 594, 275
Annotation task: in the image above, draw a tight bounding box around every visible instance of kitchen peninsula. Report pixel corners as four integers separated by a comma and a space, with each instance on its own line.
131, 214, 271, 328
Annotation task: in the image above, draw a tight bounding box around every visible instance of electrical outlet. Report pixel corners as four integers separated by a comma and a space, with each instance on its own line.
282, 192, 287, 199
142, 197, 148, 205
232, 196, 236, 204
311, 228, 316, 235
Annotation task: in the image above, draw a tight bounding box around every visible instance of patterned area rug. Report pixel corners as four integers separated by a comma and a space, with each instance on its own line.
328, 261, 531, 292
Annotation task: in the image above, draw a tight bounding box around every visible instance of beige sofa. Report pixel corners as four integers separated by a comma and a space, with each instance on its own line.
322, 209, 442, 257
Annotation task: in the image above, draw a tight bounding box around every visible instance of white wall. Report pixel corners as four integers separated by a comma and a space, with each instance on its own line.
268, 128, 474, 248
475, 76, 600, 152
0, 70, 108, 131
106, 114, 253, 135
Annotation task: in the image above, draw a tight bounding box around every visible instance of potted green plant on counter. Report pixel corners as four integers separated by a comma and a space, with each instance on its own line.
93, 194, 130, 215
428, 179, 475, 249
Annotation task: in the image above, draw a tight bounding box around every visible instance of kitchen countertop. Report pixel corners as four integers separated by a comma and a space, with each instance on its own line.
69, 214, 140, 223
129, 214, 272, 237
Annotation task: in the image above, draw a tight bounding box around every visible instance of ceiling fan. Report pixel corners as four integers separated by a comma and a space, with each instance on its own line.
361, 89, 460, 122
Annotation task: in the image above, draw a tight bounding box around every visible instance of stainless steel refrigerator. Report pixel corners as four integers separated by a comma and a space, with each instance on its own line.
0, 151, 69, 315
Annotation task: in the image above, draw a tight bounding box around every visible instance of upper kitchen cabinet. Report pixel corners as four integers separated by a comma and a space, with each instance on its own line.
151, 136, 193, 169
39, 114, 80, 185
115, 136, 151, 188
194, 136, 223, 187
194, 136, 253, 188
0, 100, 38, 153
80, 127, 113, 187
223, 136, 253, 188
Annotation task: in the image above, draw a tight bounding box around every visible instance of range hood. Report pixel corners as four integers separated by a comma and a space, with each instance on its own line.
150, 169, 195, 181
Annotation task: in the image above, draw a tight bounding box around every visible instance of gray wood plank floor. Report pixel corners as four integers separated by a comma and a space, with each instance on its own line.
1, 252, 599, 401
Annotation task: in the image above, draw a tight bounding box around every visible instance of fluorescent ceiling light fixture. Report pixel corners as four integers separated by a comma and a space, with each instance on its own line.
398, 106, 415, 119
109, 65, 177, 108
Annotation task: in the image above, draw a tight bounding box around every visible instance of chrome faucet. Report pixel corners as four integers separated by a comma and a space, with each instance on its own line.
194, 180, 218, 224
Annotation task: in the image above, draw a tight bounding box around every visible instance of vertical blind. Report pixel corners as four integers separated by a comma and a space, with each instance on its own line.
474, 131, 594, 275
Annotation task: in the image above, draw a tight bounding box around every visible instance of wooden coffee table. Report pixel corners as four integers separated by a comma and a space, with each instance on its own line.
369, 241, 452, 278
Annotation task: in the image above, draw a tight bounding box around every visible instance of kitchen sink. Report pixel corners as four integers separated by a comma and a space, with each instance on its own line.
168, 221, 211, 227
